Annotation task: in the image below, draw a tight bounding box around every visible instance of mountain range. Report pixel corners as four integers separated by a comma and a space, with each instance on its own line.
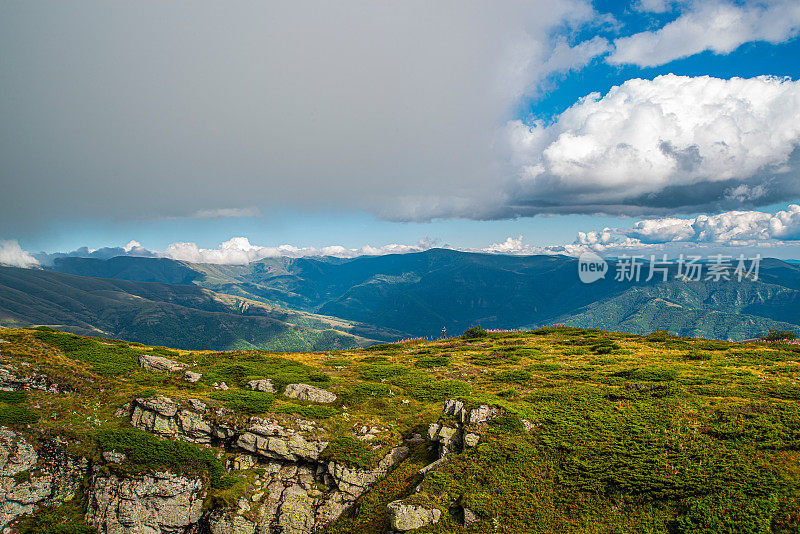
1, 249, 799, 349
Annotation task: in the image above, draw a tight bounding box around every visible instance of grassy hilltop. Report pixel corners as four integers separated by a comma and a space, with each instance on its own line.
1, 326, 800, 532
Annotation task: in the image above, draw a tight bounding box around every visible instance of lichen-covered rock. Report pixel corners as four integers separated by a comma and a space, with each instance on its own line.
138, 354, 186, 372
236, 420, 328, 462
0, 428, 87, 529
0, 365, 61, 393
427, 423, 460, 456
183, 370, 202, 383
284, 383, 337, 404
463, 432, 480, 447
387, 500, 441, 531
246, 379, 276, 393
86, 471, 205, 534
130, 397, 213, 443
327, 445, 409, 499
102, 450, 127, 464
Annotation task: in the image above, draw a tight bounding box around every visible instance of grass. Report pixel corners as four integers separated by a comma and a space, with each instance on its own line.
209, 389, 275, 414
3, 325, 800, 532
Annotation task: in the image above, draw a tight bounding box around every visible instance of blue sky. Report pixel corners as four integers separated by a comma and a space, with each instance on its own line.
2, 0, 800, 264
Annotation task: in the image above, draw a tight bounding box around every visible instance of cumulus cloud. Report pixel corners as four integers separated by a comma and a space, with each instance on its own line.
0, 240, 40, 267
506, 74, 800, 216
622, 204, 800, 244
609, 0, 800, 67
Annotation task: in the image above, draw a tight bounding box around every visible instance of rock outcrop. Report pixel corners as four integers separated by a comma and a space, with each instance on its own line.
387, 500, 442, 531
284, 384, 337, 404
130, 396, 215, 444
183, 370, 202, 383
138, 354, 186, 373
0, 364, 62, 393
0, 427, 87, 528
126, 395, 411, 533
236, 419, 328, 463
428, 399, 501, 458
246, 379, 276, 393
86, 471, 205, 534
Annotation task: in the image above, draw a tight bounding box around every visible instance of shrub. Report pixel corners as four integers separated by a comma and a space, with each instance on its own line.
488, 413, 525, 434
469, 352, 521, 366
462, 325, 488, 340
613, 366, 677, 382
96, 427, 224, 486
675, 491, 777, 534
339, 382, 397, 403
493, 369, 532, 384
0, 391, 27, 404
210, 390, 275, 413
764, 330, 798, 341
14, 500, 97, 534
0, 391, 38, 426
414, 356, 450, 368
272, 404, 338, 419
206, 357, 330, 390
322, 435, 378, 469
33, 330, 138, 376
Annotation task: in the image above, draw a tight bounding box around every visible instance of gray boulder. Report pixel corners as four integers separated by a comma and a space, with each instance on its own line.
284, 383, 337, 404
183, 370, 202, 383
246, 378, 276, 393
86, 471, 205, 534
138, 354, 186, 372
387, 500, 441, 531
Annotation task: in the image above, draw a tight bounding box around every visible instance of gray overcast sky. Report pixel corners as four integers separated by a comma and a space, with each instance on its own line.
0, 1, 592, 235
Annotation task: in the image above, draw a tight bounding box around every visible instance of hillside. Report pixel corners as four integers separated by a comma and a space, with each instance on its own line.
0, 266, 399, 351
47, 251, 800, 342
1, 326, 799, 533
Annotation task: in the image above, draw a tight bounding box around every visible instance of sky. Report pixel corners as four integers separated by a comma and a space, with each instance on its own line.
2, 0, 800, 265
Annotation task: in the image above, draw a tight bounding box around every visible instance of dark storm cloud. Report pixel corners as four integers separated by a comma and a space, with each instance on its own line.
0, 0, 598, 234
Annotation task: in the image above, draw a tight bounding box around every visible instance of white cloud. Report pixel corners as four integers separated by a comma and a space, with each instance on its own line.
623, 204, 800, 244
160, 237, 437, 265
507, 74, 800, 216
543, 36, 611, 76
0, 240, 39, 267
609, 0, 800, 67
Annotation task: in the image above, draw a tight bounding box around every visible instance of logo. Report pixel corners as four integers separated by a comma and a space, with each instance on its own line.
578, 251, 608, 284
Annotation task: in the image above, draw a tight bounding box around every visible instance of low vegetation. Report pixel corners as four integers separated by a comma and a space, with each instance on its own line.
2, 324, 800, 532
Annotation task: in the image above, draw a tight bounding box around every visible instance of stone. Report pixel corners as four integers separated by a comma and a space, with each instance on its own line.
463, 433, 480, 447
246, 378, 276, 393
463, 507, 479, 526
387, 500, 442, 531
214, 381, 230, 390
0, 428, 87, 529
86, 471, 205, 534
138, 353, 186, 372
189, 398, 207, 411
466, 405, 500, 424
284, 383, 337, 404
102, 450, 127, 464
183, 370, 202, 383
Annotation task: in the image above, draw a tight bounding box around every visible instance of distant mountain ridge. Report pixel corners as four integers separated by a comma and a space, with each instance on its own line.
0, 265, 396, 351
35, 249, 800, 344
